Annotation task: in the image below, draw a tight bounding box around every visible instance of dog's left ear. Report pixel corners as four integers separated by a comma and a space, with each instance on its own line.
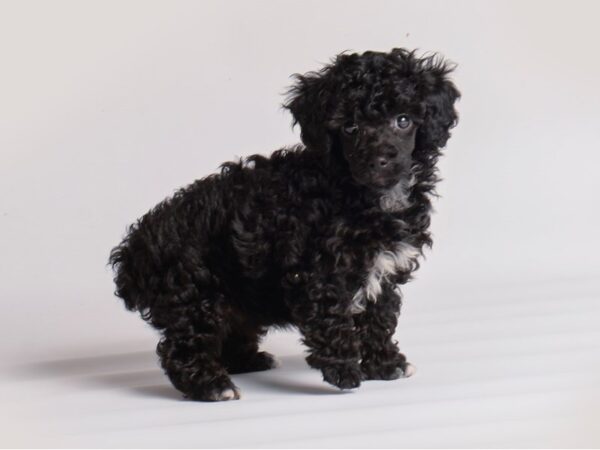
283, 71, 333, 152
417, 59, 461, 150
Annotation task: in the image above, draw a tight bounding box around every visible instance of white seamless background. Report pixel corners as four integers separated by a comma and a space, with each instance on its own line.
1, 0, 599, 447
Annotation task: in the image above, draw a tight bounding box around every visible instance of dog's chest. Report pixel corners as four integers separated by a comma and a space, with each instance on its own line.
350, 242, 420, 313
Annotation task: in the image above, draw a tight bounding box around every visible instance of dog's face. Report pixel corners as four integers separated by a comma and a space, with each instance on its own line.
339, 113, 419, 189
284, 48, 460, 190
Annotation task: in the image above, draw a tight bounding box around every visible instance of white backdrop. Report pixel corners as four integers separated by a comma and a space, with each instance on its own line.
1, 0, 599, 447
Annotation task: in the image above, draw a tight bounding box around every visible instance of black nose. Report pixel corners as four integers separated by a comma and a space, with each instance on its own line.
369, 150, 398, 170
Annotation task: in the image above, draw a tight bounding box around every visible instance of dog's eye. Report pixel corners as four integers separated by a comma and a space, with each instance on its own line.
395, 115, 412, 129
343, 123, 359, 135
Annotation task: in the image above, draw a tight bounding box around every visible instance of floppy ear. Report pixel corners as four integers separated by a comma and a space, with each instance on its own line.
418, 61, 461, 150
283, 72, 333, 152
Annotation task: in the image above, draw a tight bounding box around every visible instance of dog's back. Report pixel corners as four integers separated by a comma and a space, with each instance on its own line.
108, 148, 311, 327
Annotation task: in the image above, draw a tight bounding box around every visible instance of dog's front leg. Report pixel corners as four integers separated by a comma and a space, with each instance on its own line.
355, 282, 415, 380
291, 288, 363, 390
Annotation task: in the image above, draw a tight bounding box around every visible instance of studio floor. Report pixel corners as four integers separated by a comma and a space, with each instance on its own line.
2, 277, 599, 448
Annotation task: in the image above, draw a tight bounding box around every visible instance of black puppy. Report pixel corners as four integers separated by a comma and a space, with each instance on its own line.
109, 48, 459, 401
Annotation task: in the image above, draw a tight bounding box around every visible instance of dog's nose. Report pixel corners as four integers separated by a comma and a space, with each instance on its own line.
369, 151, 398, 170
369, 157, 389, 170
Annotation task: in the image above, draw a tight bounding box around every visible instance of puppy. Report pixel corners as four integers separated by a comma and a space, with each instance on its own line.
109, 48, 460, 401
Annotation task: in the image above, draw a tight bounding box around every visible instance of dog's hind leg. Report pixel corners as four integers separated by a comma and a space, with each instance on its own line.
221, 322, 278, 374
155, 296, 241, 402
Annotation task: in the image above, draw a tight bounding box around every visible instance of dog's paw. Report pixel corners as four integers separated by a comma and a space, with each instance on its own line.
322, 363, 363, 390
362, 360, 417, 380
226, 351, 279, 374
247, 351, 280, 371
185, 374, 241, 402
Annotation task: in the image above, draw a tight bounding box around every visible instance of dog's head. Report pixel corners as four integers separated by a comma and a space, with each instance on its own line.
284, 48, 460, 189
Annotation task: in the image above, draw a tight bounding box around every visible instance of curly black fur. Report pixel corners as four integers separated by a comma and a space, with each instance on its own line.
109, 48, 460, 401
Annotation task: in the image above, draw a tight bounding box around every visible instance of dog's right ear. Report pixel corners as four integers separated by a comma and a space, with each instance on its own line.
283, 72, 333, 152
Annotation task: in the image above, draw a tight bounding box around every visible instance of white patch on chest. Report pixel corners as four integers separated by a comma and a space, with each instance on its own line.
350, 242, 420, 314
